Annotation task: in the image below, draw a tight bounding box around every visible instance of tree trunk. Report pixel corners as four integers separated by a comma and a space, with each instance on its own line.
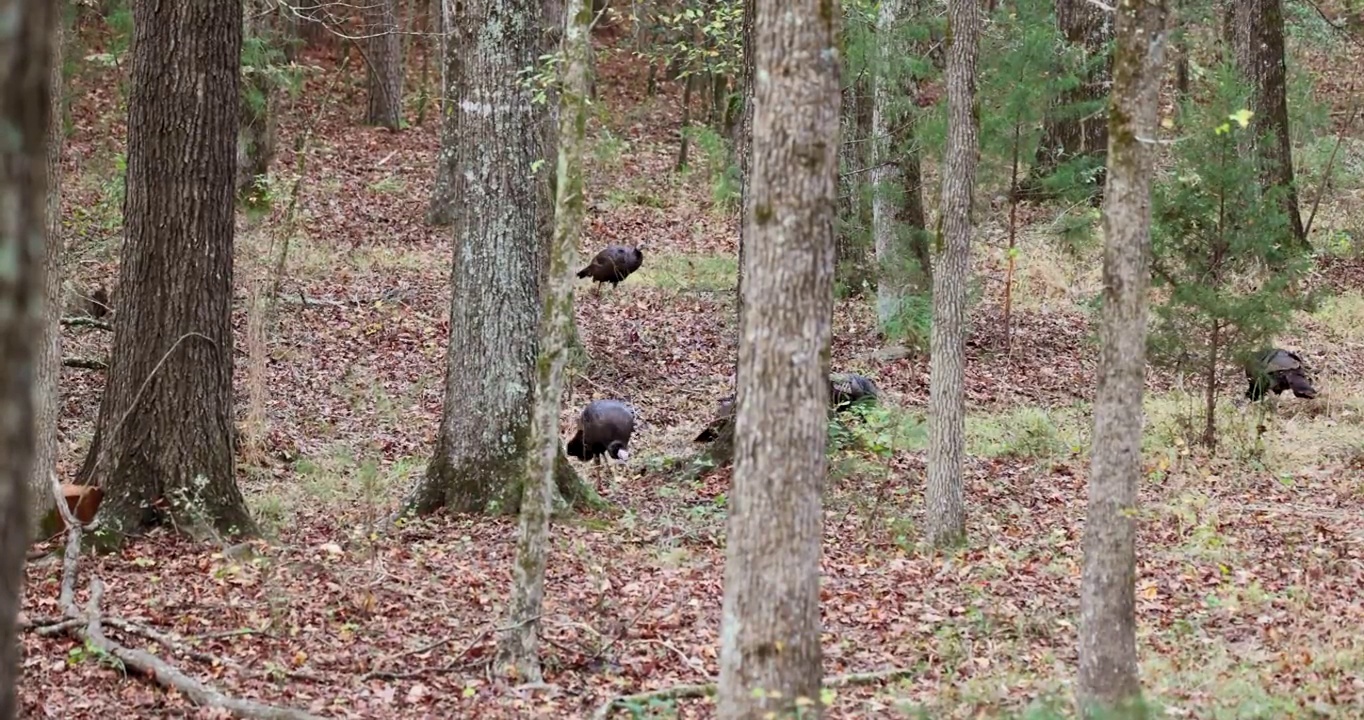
837, 75, 874, 294
1032, 0, 1112, 193
427, 0, 459, 226
924, 0, 981, 549
1230, 0, 1307, 248
31, 4, 66, 539
714, 0, 839, 716
366, 0, 404, 129
0, 0, 59, 711
1077, 0, 1169, 715
873, 0, 906, 325
731, 0, 755, 382
238, 0, 281, 202
495, 0, 591, 682
76, 0, 255, 542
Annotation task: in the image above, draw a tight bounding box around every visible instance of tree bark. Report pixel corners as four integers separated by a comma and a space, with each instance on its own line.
31, 4, 65, 539
366, 0, 405, 129
714, 0, 839, 716
1230, 0, 1307, 248
924, 0, 981, 549
1032, 0, 1112, 191
733, 0, 755, 358
0, 0, 59, 712
1076, 0, 1169, 715
76, 0, 256, 542
495, 0, 591, 682
238, 0, 281, 202
872, 0, 911, 324
426, 0, 460, 225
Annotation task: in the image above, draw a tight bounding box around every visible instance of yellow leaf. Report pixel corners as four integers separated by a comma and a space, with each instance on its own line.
1229, 108, 1254, 127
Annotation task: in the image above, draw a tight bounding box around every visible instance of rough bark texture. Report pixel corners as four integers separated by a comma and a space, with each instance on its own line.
925, 0, 981, 548
0, 0, 58, 711
409, 0, 553, 515
714, 0, 839, 715
733, 0, 755, 349
1033, 0, 1113, 185
31, 7, 65, 538
366, 0, 405, 129
76, 0, 255, 541
1230, 0, 1307, 247
836, 76, 873, 292
426, 0, 460, 225
238, 0, 281, 200
495, 0, 591, 682
1076, 0, 1169, 715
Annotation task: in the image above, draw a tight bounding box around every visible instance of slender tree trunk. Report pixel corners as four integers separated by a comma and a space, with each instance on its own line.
427, 0, 459, 225
873, 0, 906, 324
1077, 0, 1170, 715
0, 0, 59, 712
714, 0, 839, 716
366, 0, 405, 129
495, 0, 591, 681
238, 0, 281, 202
76, 0, 255, 542
31, 4, 65, 538
1230, 0, 1307, 248
1032, 0, 1113, 193
732, 0, 755, 381
924, 0, 981, 549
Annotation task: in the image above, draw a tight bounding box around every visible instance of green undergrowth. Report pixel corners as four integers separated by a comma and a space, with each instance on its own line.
631, 252, 738, 293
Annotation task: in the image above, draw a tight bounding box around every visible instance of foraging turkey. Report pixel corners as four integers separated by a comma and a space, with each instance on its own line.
577, 244, 645, 288
566, 399, 637, 462
1244, 348, 1318, 401
693, 394, 735, 443
88, 286, 112, 318
829, 372, 880, 410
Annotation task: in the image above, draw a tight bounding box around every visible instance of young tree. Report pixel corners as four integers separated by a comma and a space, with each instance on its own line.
924, 0, 980, 548
365, 0, 404, 129
426, 0, 460, 226
0, 0, 59, 710
32, 3, 66, 537
1077, 0, 1170, 715
495, 0, 590, 681
76, 0, 256, 541
238, 0, 283, 201
1032, 0, 1112, 190
714, 0, 839, 716
1230, 0, 1307, 248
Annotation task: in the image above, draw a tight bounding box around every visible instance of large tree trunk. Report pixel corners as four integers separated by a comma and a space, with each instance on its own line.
365, 0, 405, 129
31, 4, 66, 538
924, 0, 981, 549
1230, 0, 1307, 248
238, 0, 281, 202
76, 0, 255, 542
714, 0, 839, 716
0, 0, 59, 711
495, 0, 591, 682
1076, 0, 1169, 715
1032, 0, 1112, 193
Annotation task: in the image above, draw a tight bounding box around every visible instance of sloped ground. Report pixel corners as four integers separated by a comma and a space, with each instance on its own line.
23, 17, 1364, 720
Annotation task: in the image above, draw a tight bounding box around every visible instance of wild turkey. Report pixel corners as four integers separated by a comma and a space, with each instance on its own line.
566, 399, 637, 462
693, 394, 735, 442
829, 372, 879, 410
1244, 348, 1318, 401
577, 244, 645, 288
88, 286, 112, 318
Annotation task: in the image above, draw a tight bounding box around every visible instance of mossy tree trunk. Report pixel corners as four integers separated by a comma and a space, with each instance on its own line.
76, 0, 256, 543
925, 0, 981, 549
714, 0, 839, 715
1076, 0, 1169, 716
495, 0, 592, 682
0, 1, 59, 710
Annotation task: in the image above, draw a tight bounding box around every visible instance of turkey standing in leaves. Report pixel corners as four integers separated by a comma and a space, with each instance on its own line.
88, 286, 112, 318
577, 244, 645, 290
566, 399, 637, 463
693, 394, 735, 442
829, 372, 879, 410
1245, 348, 1318, 401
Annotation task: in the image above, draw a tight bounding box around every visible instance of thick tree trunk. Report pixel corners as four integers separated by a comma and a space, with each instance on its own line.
366, 0, 405, 129
31, 6, 65, 538
924, 0, 981, 549
0, 0, 59, 711
496, 0, 591, 681
1032, 0, 1112, 193
1076, 0, 1169, 715
426, 0, 459, 226
714, 0, 839, 716
238, 0, 281, 202
1230, 0, 1307, 248
76, 0, 255, 542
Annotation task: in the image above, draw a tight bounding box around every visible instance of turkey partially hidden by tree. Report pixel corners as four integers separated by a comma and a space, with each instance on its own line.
1244, 348, 1318, 401
566, 399, 637, 462
693, 394, 735, 442
88, 286, 111, 318
577, 243, 645, 288
693, 372, 881, 444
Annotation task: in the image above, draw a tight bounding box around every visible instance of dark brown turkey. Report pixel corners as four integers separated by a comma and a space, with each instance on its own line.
693, 372, 881, 443
577, 244, 645, 288
566, 399, 638, 462
88, 286, 112, 318
1244, 348, 1318, 401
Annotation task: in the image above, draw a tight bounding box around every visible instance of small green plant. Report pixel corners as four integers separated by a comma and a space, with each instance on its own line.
686, 124, 740, 211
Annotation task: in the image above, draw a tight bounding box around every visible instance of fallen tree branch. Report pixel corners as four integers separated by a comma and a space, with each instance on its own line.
63, 357, 107, 370
60, 315, 113, 331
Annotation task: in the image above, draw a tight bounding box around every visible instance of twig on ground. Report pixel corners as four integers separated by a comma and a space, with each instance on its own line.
63, 357, 107, 370
61, 315, 113, 331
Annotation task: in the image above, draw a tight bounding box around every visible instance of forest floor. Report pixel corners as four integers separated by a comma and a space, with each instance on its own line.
20, 13, 1364, 720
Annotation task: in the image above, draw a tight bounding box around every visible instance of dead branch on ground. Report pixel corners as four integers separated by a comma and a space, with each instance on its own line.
60, 315, 112, 331
62, 357, 107, 370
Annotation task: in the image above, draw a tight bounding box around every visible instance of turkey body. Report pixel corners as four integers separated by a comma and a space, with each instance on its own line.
567, 399, 637, 462
1244, 348, 1317, 401
577, 244, 644, 286
693, 372, 881, 443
